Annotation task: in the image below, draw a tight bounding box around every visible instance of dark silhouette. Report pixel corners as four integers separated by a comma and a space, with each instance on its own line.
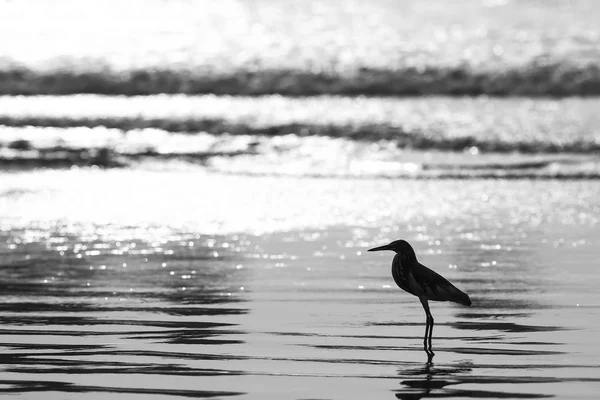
368, 240, 471, 359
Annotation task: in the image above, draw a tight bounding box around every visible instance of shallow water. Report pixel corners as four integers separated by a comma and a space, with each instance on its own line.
1, 168, 599, 399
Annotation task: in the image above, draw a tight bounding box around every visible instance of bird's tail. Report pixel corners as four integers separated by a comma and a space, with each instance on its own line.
452, 288, 472, 306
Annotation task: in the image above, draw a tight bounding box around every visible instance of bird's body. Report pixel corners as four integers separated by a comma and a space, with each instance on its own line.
369, 239, 471, 360
391, 254, 471, 306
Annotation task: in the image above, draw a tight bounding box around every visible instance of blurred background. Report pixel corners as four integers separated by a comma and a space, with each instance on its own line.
1, 1, 600, 399
1, 0, 600, 176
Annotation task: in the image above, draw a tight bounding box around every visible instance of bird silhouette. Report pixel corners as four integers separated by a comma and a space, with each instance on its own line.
368, 239, 471, 360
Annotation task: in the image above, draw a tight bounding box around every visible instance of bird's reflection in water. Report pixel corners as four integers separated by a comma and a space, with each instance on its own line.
393, 358, 555, 399
394, 359, 473, 400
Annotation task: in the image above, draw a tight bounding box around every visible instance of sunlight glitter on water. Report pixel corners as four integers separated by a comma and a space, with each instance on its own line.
1, 168, 599, 237
2, 95, 600, 178
1, 170, 600, 399
2, 95, 600, 153
2, 0, 599, 71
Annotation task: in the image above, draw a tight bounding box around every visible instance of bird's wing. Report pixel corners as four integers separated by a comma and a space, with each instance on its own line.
411, 262, 471, 305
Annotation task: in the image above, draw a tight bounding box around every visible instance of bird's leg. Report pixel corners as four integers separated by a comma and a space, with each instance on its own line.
419, 297, 435, 358
426, 351, 434, 365
427, 314, 435, 355
422, 316, 430, 354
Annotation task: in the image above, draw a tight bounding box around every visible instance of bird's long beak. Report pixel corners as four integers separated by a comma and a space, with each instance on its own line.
368, 244, 392, 252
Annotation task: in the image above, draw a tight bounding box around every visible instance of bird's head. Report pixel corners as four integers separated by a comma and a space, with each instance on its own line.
368, 239, 416, 260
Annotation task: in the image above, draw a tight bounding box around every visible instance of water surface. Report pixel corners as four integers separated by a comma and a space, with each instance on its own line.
1, 169, 599, 399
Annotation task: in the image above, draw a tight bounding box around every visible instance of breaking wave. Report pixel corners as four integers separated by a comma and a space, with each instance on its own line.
2, 62, 600, 97
1, 95, 599, 154
1, 95, 598, 179
0, 126, 598, 179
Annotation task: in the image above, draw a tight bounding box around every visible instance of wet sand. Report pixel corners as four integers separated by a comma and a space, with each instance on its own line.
1, 168, 599, 399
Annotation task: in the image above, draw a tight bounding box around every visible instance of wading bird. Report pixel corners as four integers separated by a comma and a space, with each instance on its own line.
368, 240, 471, 360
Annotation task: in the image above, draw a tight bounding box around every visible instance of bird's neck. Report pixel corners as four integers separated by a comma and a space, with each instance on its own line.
395, 253, 417, 265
